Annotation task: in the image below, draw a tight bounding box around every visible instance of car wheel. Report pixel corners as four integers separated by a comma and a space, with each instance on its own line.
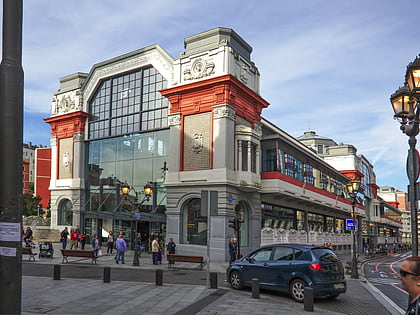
230, 271, 243, 290
290, 279, 307, 303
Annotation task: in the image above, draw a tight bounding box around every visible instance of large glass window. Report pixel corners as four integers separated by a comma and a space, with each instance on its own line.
308, 213, 325, 232
182, 198, 207, 245
88, 66, 168, 140
58, 199, 73, 226
87, 130, 169, 212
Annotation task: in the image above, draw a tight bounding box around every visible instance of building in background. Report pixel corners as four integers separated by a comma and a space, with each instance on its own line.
379, 187, 410, 245
23, 142, 47, 184
297, 131, 402, 252
34, 147, 52, 212
23, 158, 30, 194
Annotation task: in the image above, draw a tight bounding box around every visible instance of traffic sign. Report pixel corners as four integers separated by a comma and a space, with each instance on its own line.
135, 212, 141, 219
346, 219, 358, 231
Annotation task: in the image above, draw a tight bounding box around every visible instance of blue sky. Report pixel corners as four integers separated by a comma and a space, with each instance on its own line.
12, 0, 420, 191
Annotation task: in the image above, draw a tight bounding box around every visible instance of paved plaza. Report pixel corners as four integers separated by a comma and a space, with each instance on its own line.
20, 243, 402, 314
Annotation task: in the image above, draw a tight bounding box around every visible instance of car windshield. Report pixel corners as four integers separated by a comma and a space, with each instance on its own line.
311, 248, 340, 262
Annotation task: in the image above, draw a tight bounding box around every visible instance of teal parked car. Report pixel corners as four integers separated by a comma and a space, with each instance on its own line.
227, 244, 347, 302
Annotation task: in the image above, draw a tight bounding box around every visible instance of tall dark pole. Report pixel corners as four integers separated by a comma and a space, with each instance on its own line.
0, 1, 24, 314
351, 203, 359, 279
407, 136, 419, 256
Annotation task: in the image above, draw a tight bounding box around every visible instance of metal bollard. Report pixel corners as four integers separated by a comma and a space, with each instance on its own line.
53, 264, 61, 280
156, 269, 163, 286
210, 272, 218, 289
103, 267, 111, 283
304, 287, 314, 312
251, 278, 260, 299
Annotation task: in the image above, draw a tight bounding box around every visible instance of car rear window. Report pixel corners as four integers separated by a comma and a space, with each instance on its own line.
311, 248, 340, 262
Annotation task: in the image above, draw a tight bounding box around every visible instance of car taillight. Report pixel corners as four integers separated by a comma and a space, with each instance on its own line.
309, 263, 322, 271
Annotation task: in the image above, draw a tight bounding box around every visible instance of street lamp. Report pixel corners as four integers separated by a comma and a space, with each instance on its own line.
346, 178, 361, 279
390, 55, 420, 256
120, 182, 154, 266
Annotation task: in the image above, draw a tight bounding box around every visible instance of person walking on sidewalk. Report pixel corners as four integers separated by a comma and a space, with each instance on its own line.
398, 256, 420, 314
60, 227, 69, 249
69, 228, 79, 250
91, 234, 100, 257
166, 237, 176, 265
135, 232, 144, 259
152, 236, 160, 265
107, 231, 115, 255
79, 231, 87, 250
115, 234, 127, 264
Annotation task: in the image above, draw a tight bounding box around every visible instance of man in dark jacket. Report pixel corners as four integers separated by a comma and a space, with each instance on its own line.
398, 256, 420, 314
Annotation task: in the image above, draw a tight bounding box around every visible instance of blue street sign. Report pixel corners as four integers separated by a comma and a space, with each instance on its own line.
346, 219, 358, 231
135, 212, 141, 219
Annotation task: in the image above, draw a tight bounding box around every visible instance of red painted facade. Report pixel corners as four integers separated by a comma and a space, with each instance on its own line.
44, 111, 89, 139
35, 148, 52, 208
161, 74, 269, 125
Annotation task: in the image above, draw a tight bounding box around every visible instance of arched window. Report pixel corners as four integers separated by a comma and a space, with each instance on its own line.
181, 198, 207, 245
58, 199, 73, 226
235, 201, 249, 247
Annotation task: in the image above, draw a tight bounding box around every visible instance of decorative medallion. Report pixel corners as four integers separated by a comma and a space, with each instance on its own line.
191, 133, 204, 153
184, 58, 215, 81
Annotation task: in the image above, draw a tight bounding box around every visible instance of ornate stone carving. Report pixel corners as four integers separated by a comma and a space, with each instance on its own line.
183, 58, 215, 81
63, 152, 71, 168
168, 113, 181, 126
191, 133, 203, 153
51, 90, 83, 116
213, 105, 235, 120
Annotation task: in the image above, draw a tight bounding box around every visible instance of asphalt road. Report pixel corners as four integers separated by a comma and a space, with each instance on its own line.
363, 252, 410, 311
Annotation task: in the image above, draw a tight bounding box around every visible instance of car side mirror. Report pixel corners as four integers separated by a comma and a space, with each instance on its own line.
247, 257, 255, 263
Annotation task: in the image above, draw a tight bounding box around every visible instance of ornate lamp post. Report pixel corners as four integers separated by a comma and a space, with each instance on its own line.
390, 55, 420, 256
120, 182, 153, 266
346, 178, 361, 279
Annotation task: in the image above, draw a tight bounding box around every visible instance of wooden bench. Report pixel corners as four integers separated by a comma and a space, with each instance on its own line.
61, 249, 97, 264
22, 247, 36, 262
167, 254, 204, 270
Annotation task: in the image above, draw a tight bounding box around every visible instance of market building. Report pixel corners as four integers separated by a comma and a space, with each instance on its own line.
45, 27, 368, 262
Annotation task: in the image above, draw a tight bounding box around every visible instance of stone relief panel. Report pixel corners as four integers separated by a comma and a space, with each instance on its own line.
51, 90, 82, 116
183, 58, 215, 81
183, 112, 211, 170
58, 137, 73, 179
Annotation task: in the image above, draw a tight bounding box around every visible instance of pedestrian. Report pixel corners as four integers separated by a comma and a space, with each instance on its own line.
75, 225, 81, 248
80, 231, 87, 250
228, 238, 237, 264
166, 237, 176, 254
107, 231, 115, 255
23, 227, 33, 246
398, 256, 420, 314
135, 232, 143, 259
91, 234, 100, 257
115, 234, 127, 264
166, 237, 176, 265
60, 227, 69, 249
152, 236, 160, 265
69, 228, 79, 249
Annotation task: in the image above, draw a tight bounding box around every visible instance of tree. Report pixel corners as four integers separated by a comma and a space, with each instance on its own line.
22, 193, 42, 217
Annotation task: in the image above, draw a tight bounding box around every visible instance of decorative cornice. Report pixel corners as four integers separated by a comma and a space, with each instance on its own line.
168, 113, 181, 126
213, 104, 235, 120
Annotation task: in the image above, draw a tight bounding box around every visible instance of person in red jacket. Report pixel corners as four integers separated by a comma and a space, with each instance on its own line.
69, 228, 79, 250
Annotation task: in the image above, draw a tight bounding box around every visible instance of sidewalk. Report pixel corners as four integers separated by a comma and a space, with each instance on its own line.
21, 243, 399, 314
